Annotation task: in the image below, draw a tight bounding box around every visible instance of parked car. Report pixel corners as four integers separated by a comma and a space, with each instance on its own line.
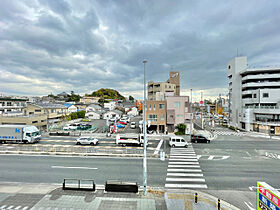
116, 123, 125, 128
130, 122, 136, 129
78, 124, 92, 130
117, 121, 127, 125
191, 130, 214, 143
120, 117, 130, 123
169, 136, 188, 147
76, 136, 98, 145
63, 123, 81, 130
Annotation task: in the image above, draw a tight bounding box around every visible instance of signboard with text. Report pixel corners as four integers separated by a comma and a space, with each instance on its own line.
257, 182, 280, 210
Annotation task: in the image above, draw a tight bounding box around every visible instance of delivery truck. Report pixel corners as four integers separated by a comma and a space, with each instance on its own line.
0, 125, 41, 144
116, 134, 147, 147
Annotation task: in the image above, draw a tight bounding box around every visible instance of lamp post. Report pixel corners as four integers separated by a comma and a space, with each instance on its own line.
190, 89, 193, 141
143, 60, 147, 195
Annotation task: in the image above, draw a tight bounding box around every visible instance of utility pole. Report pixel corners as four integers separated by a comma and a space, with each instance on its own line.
201, 91, 203, 129
143, 60, 148, 196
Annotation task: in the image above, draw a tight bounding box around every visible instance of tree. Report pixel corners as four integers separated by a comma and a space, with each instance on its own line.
175, 123, 186, 135
129, 95, 134, 102
67, 91, 81, 102
77, 110, 86, 118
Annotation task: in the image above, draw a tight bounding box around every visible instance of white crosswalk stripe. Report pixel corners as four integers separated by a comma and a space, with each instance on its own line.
213, 130, 246, 136
165, 146, 207, 190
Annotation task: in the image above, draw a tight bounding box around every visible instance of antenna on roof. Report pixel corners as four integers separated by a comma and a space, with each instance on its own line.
237, 48, 239, 57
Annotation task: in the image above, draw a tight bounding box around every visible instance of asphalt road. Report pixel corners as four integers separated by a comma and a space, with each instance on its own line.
0, 155, 168, 187
193, 133, 280, 209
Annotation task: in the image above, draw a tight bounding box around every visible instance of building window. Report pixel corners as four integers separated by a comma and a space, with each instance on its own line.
32, 121, 38, 123
160, 114, 165, 121
148, 114, 157, 121
253, 94, 257, 98
35, 109, 41, 112
154, 104, 156, 110
174, 102, 180, 108
177, 114, 183, 118
149, 104, 152, 110
7, 102, 12, 106
228, 65, 231, 69
263, 93, 269, 98
159, 104, 165, 109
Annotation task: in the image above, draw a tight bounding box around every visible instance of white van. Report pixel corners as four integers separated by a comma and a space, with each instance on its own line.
169, 136, 188, 148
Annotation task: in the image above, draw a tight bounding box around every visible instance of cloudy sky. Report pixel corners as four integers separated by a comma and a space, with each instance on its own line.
1, 0, 280, 101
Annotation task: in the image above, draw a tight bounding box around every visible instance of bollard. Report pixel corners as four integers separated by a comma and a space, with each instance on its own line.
195, 193, 198, 203
218, 199, 220, 210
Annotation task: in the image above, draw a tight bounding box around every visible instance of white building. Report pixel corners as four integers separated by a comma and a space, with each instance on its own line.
127, 107, 139, 116
85, 111, 102, 120
103, 110, 122, 120
104, 102, 116, 111
86, 104, 102, 112
228, 56, 280, 135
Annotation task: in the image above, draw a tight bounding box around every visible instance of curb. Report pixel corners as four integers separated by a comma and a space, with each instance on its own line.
0, 150, 162, 158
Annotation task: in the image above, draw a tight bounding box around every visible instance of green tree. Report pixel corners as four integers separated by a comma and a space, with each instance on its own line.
77, 110, 86, 118
129, 95, 134, 102
175, 123, 186, 135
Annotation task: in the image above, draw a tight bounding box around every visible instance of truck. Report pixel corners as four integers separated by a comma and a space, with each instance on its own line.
0, 125, 41, 144
116, 134, 147, 147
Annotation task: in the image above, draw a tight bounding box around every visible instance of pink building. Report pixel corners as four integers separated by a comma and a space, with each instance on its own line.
166, 96, 190, 132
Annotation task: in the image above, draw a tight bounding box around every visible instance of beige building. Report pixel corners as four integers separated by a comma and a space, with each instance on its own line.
145, 100, 167, 133
148, 82, 176, 100
167, 71, 180, 96
80, 96, 100, 104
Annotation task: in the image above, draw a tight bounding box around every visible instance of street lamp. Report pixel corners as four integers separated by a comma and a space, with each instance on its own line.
190, 89, 192, 141
143, 59, 147, 195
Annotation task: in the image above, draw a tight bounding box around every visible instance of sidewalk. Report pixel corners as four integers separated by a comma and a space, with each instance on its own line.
0, 182, 240, 210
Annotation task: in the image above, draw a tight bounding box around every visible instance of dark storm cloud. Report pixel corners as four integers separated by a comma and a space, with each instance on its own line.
0, 0, 280, 98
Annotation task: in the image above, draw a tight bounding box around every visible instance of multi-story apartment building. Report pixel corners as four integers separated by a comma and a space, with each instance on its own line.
0, 97, 28, 114
166, 96, 190, 132
146, 100, 167, 133
148, 81, 176, 100
167, 71, 180, 96
228, 56, 280, 135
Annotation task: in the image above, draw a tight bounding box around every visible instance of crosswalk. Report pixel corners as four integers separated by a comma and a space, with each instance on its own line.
0, 205, 29, 210
213, 130, 246, 136
165, 146, 207, 190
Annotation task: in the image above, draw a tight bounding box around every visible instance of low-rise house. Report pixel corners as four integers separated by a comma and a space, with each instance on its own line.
103, 110, 122, 120
85, 111, 102, 120
80, 96, 100, 104
104, 101, 116, 111
86, 104, 102, 112
64, 104, 78, 113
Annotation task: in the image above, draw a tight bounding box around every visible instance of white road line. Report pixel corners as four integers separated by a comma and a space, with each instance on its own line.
51, 166, 98, 170
169, 159, 198, 162
165, 184, 207, 189
170, 153, 196, 155
166, 178, 205, 182
169, 162, 199, 165
153, 139, 163, 155
167, 173, 203, 177
0, 206, 7, 209
14, 206, 22, 210
170, 156, 197, 159
7, 206, 14, 210
168, 165, 200, 168
208, 155, 214, 160
22, 207, 29, 210
244, 201, 255, 210
167, 169, 202, 172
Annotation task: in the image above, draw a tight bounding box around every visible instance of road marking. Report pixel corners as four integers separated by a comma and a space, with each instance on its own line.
7, 206, 14, 210
169, 162, 199, 165
166, 178, 205, 182
244, 201, 255, 210
22, 207, 29, 210
153, 139, 163, 155
208, 155, 214, 160
170, 156, 197, 159
0, 206, 7, 209
169, 159, 198, 162
14, 206, 22, 210
165, 184, 207, 189
167, 173, 203, 177
168, 165, 200, 168
51, 166, 98, 170
167, 169, 202, 172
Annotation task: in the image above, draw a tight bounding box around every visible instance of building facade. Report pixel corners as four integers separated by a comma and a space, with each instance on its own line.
167, 71, 180, 96
166, 96, 190, 132
0, 97, 28, 114
148, 82, 176, 100
145, 100, 167, 133
228, 56, 280, 134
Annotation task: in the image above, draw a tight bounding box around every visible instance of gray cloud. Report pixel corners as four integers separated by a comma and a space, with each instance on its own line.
0, 0, 280, 99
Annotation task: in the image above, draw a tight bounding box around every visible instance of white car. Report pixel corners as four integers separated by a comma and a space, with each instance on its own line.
169, 136, 188, 147
64, 123, 80, 130
76, 136, 99, 145
130, 122, 136, 129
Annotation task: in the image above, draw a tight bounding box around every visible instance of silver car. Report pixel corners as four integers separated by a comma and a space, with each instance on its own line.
76, 136, 98, 145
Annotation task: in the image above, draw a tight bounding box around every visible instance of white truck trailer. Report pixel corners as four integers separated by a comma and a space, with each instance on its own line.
0, 125, 41, 144
116, 134, 147, 147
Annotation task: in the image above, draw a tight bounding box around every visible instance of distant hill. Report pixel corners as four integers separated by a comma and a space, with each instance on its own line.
88, 88, 126, 101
